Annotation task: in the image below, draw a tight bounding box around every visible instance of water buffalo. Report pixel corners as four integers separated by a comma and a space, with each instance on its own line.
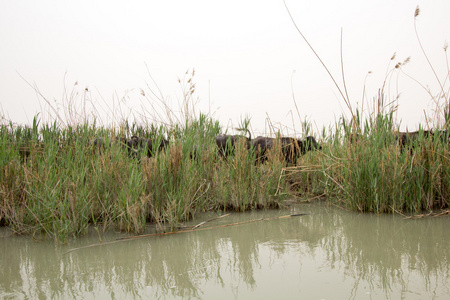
252, 135, 321, 164
346, 132, 363, 144
93, 137, 111, 152
252, 136, 275, 164
393, 130, 433, 152
302, 136, 322, 153
215, 129, 251, 157
18, 141, 45, 162
93, 136, 129, 154
433, 129, 449, 143
127, 135, 169, 157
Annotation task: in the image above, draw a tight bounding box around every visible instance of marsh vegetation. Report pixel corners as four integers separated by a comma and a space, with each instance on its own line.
1, 102, 450, 243
1, 5, 449, 243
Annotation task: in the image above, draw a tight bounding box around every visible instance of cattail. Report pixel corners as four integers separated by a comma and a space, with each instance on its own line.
390, 52, 396, 61
444, 42, 448, 52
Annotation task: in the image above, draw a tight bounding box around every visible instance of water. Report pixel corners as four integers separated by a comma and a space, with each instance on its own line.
1, 202, 449, 299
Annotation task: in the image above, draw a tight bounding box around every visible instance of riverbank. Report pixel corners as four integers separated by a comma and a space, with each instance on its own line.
1, 113, 449, 242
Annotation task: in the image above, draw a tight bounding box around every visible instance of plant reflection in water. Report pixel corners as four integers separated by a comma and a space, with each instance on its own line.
1, 202, 449, 299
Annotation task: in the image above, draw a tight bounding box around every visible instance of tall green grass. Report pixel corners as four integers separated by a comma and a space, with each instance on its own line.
285, 106, 450, 215
2, 6, 449, 242
1, 102, 450, 243
0, 115, 287, 242
281, 3, 450, 214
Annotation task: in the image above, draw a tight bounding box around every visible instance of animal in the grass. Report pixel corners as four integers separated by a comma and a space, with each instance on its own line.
251, 136, 275, 164
93, 136, 130, 154
215, 128, 252, 157
301, 136, 322, 154
252, 135, 321, 164
393, 130, 433, 152
433, 129, 449, 143
93, 137, 110, 152
127, 135, 169, 157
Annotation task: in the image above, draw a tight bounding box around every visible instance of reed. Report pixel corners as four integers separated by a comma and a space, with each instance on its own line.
280, 3, 450, 214
1, 6, 449, 242
285, 106, 450, 214
0, 113, 290, 242
2, 102, 450, 242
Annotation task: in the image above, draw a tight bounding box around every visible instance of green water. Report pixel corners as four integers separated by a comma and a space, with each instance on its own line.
1, 202, 449, 299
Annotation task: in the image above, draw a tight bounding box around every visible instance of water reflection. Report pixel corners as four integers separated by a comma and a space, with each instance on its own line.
1, 203, 449, 299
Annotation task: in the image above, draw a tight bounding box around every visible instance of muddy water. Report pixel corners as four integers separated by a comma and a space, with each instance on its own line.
1, 202, 449, 299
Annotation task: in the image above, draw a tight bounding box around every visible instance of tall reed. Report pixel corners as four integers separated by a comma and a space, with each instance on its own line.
0, 114, 291, 242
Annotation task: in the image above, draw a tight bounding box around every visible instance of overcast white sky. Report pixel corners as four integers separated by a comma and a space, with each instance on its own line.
1, 0, 449, 136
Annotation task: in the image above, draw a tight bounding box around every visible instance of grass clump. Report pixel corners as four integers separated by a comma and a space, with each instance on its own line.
286, 105, 450, 215
2, 5, 449, 242
0, 114, 288, 242
281, 3, 450, 214
3, 101, 450, 243
2, 98, 450, 243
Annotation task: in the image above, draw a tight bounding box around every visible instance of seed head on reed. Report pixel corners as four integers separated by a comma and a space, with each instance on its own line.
168, 142, 182, 181
142, 156, 158, 184
414, 6, 420, 18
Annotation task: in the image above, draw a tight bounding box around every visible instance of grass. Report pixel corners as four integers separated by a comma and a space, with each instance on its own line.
2, 67, 450, 244
0, 114, 288, 242
1, 6, 449, 243
281, 3, 450, 214
1, 106, 450, 243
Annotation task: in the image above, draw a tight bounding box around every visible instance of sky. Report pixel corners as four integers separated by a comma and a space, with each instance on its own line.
1, 0, 449, 137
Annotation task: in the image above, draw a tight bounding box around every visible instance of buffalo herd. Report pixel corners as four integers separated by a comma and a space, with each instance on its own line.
126, 136, 169, 158
93, 135, 169, 158
95, 131, 322, 165
213, 131, 322, 164
251, 135, 321, 164
93, 128, 449, 164
214, 129, 252, 157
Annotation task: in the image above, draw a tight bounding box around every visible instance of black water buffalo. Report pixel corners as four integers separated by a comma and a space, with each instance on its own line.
93, 136, 129, 154
393, 130, 433, 152
18, 141, 45, 162
215, 129, 251, 157
346, 132, 364, 145
93, 137, 111, 152
251, 136, 275, 164
433, 130, 449, 143
252, 135, 321, 164
302, 136, 321, 153
127, 135, 169, 157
